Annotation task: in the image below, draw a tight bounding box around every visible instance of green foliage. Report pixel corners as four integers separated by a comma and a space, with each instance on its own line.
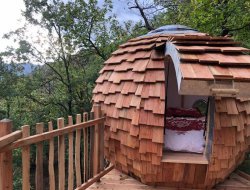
154, 0, 250, 47
0, 58, 22, 120
1, 0, 250, 189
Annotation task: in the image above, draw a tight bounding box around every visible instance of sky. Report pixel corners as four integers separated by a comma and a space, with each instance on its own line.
0, 0, 25, 51
0, 0, 142, 52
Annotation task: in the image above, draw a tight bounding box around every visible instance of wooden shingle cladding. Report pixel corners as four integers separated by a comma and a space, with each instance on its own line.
166, 40, 250, 97
92, 32, 250, 188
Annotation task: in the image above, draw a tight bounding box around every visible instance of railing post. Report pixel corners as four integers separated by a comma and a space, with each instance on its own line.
93, 105, 101, 175
0, 119, 13, 190
99, 112, 104, 171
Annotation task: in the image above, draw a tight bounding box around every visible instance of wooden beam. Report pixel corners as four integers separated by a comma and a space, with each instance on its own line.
67, 116, 74, 190
161, 152, 208, 165
89, 111, 94, 178
75, 165, 114, 190
83, 112, 89, 182
22, 125, 30, 190
0, 130, 22, 149
48, 121, 55, 190
205, 97, 215, 161
211, 88, 239, 96
0, 117, 105, 152
75, 114, 82, 186
58, 118, 65, 190
99, 115, 105, 172
0, 119, 13, 190
93, 105, 101, 176
35, 123, 44, 190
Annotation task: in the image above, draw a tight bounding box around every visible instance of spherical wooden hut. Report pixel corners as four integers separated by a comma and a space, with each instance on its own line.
92, 25, 250, 189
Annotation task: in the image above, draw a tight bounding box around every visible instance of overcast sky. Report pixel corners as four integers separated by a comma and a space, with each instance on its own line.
0, 0, 25, 51
0, 0, 142, 51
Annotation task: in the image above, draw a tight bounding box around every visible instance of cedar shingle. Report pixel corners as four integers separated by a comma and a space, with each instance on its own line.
112, 43, 155, 55
225, 98, 238, 114
130, 95, 141, 109
152, 127, 164, 143
93, 31, 250, 188
144, 70, 165, 82
127, 51, 152, 62
209, 65, 233, 79
132, 59, 150, 72
120, 37, 157, 48
146, 59, 164, 69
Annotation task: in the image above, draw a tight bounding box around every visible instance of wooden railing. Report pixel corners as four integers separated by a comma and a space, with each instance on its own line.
0, 105, 113, 190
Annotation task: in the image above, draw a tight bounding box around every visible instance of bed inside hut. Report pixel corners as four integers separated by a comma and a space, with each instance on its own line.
162, 58, 210, 164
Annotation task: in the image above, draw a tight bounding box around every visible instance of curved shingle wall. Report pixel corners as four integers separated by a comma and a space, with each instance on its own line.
92, 33, 250, 188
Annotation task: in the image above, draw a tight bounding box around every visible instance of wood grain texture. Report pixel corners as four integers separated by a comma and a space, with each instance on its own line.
0, 130, 22, 149
58, 118, 65, 190
35, 123, 44, 190
83, 112, 89, 182
0, 117, 105, 152
85, 169, 250, 190
22, 125, 30, 190
89, 111, 94, 178
75, 114, 82, 187
93, 106, 101, 176
0, 119, 13, 190
75, 165, 114, 190
67, 116, 74, 190
48, 121, 55, 190
99, 112, 105, 172
161, 152, 208, 164
92, 32, 250, 188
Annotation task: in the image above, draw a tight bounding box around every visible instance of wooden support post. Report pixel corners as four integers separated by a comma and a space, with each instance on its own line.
67, 116, 74, 190
48, 121, 55, 190
0, 118, 105, 153
75, 114, 82, 186
93, 105, 101, 176
99, 113, 104, 172
58, 118, 65, 190
36, 123, 44, 190
83, 112, 89, 182
0, 119, 13, 190
89, 111, 94, 178
22, 125, 30, 190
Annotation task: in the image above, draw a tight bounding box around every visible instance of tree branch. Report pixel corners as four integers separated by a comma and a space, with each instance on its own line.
87, 16, 107, 60
129, 0, 154, 31
229, 23, 250, 32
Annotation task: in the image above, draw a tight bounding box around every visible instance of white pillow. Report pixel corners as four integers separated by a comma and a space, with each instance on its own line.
164, 129, 205, 153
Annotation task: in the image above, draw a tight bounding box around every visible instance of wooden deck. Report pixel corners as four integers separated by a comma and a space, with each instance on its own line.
87, 169, 250, 190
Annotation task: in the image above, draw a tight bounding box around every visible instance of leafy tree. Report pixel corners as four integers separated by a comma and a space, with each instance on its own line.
2, 0, 125, 118
0, 57, 21, 119
151, 0, 250, 47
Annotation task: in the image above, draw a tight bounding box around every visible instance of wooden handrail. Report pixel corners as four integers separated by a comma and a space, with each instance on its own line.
0, 119, 13, 190
1, 106, 107, 190
75, 165, 114, 190
0, 130, 22, 149
0, 117, 105, 152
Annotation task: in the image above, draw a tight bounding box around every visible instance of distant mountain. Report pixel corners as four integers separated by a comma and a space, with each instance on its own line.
3, 63, 38, 75
21, 63, 37, 75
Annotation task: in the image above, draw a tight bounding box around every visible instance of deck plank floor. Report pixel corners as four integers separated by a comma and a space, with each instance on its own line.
87, 169, 250, 190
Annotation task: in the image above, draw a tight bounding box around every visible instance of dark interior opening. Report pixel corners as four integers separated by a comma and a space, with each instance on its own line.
162, 56, 210, 164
